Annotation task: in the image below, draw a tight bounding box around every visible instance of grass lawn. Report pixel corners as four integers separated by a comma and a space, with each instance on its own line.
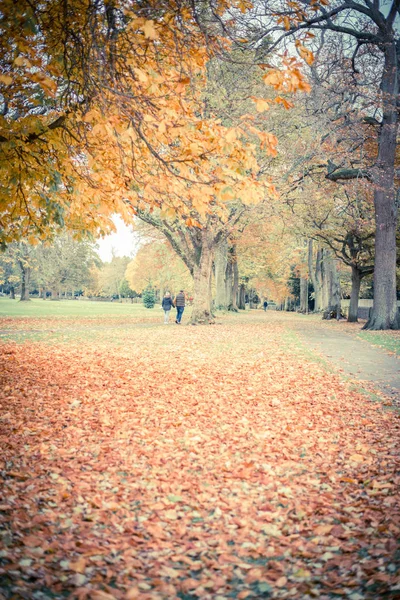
0, 303, 399, 599
358, 329, 400, 356
0, 297, 154, 319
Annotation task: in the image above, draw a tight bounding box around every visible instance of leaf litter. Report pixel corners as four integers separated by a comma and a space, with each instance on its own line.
0, 315, 399, 599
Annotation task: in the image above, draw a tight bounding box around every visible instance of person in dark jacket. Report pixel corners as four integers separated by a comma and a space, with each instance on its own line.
161, 292, 174, 324
263, 300, 268, 311
174, 290, 186, 324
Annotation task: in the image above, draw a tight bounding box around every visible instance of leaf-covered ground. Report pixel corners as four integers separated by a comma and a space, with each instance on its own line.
0, 309, 399, 600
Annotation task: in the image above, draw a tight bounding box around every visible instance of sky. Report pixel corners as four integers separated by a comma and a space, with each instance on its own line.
96, 215, 140, 262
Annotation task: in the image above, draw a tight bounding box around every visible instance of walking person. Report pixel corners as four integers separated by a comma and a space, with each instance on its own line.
263, 299, 268, 311
174, 289, 186, 324
161, 292, 174, 324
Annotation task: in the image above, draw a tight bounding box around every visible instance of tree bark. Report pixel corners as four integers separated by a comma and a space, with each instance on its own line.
321, 250, 341, 318
364, 43, 399, 330
191, 230, 215, 324
315, 248, 323, 312
51, 290, 60, 301
348, 266, 362, 323
238, 284, 246, 310
308, 240, 323, 312
214, 239, 228, 310
231, 246, 239, 312
321, 249, 329, 311
19, 263, 31, 301
225, 258, 233, 308
300, 277, 308, 313
10, 286, 15, 299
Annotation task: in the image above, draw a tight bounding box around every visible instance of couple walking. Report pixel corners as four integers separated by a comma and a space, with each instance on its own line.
161, 290, 185, 324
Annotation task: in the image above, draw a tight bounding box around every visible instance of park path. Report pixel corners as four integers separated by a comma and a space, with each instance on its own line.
280, 313, 400, 402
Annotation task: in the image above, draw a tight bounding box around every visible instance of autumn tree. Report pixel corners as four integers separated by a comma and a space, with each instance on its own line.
265, 56, 380, 321
0, 246, 23, 299
236, 215, 297, 308
125, 241, 192, 299
286, 165, 375, 321
2, 242, 37, 302
98, 255, 131, 300
135, 209, 247, 323
129, 36, 314, 323
119, 279, 136, 301
250, 0, 400, 329
33, 234, 99, 299
1, 0, 308, 246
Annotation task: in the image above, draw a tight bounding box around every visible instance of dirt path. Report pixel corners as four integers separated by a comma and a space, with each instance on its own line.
284, 314, 400, 401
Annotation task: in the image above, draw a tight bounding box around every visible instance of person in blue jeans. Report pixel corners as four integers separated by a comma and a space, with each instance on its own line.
174, 290, 186, 324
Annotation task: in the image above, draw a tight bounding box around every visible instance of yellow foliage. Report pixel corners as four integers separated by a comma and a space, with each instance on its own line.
125, 242, 192, 294
0, 0, 310, 245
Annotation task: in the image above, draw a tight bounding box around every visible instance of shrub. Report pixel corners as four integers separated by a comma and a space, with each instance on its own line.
142, 286, 156, 308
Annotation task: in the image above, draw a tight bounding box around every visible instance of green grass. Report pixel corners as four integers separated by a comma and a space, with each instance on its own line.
358, 331, 400, 356
0, 297, 155, 319
0, 298, 164, 344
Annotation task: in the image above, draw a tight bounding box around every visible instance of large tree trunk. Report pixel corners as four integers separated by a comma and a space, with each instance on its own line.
225, 258, 233, 308
321, 250, 341, 319
321, 249, 329, 310
348, 266, 362, 323
10, 286, 15, 299
214, 239, 228, 310
191, 231, 215, 324
299, 277, 308, 313
51, 290, 60, 301
364, 44, 399, 330
19, 263, 31, 302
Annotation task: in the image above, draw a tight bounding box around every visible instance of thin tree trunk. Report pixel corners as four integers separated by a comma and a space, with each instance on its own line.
238, 284, 246, 310
225, 258, 233, 309
365, 44, 399, 330
308, 240, 323, 312
208, 264, 213, 316
231, 246, 239, 312
214, 239, 228, 310
314, 247, 323, 312
348, 266, 362, 323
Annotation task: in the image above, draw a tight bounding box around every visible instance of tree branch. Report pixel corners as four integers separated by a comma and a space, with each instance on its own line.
0, 115, 66, 144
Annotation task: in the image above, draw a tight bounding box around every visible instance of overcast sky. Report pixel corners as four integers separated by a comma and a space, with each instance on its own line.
96, 215, 139, 262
